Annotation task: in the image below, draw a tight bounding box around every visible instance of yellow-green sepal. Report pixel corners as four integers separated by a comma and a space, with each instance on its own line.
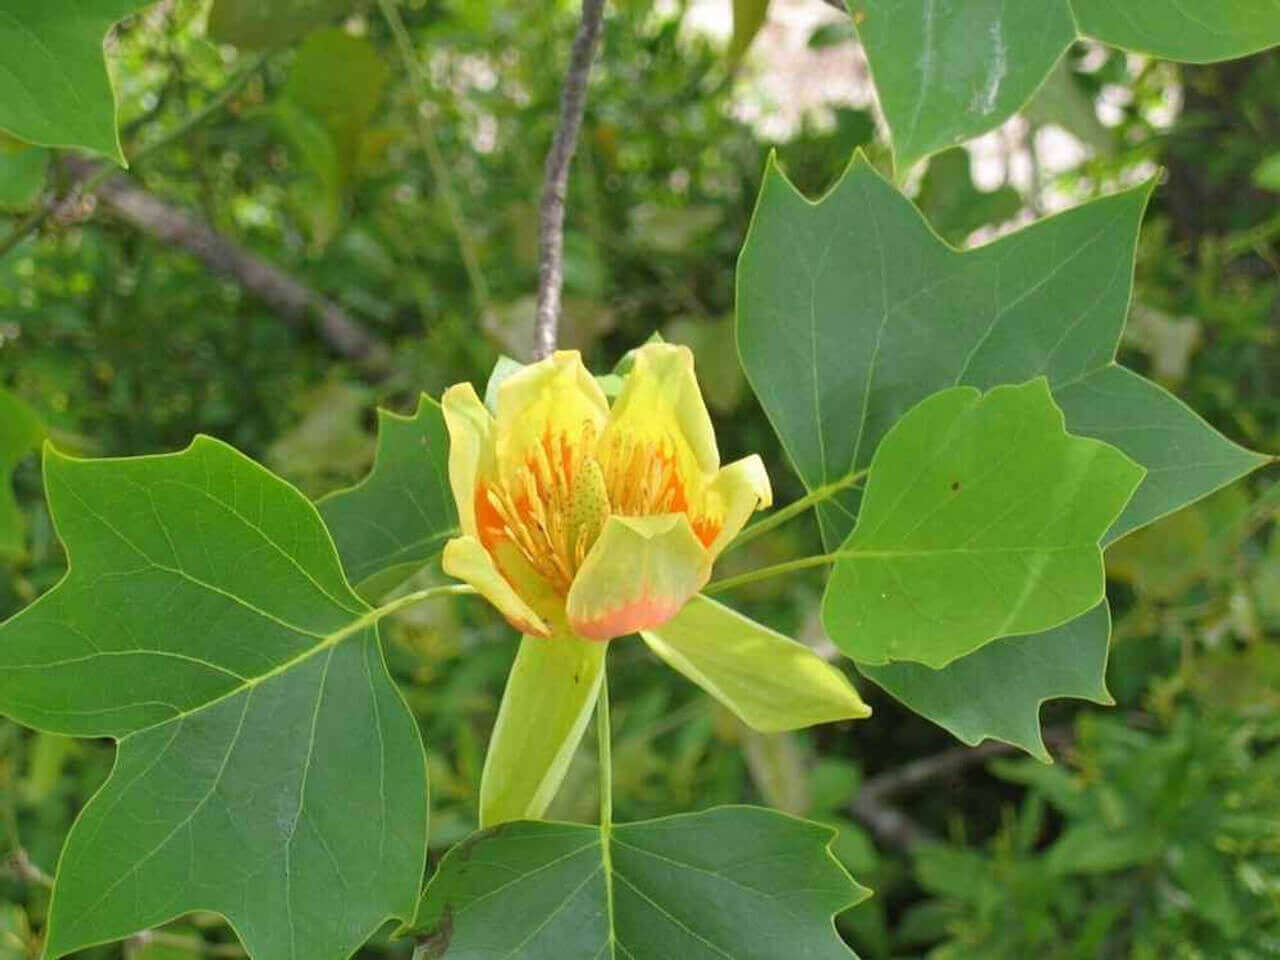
479, 633, 607, 827
642, 595, 871, 732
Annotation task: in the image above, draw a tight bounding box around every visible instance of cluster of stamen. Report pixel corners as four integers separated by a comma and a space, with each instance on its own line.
598, 431, 688, 518
477, 422, 720, 594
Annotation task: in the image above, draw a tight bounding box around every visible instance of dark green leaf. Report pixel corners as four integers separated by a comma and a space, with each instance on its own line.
411, 806, 867, 959
737, 152, 1266, 750
737, 153, 1265, 549
0, 0, 152, 164
318, 394, 457, 599
0, 438, 427, 960
858, 602, 1112, 760
822, 380, 1142, 668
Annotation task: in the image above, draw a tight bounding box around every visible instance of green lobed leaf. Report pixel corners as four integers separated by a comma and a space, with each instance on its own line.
821, 380, 1143, 668
410, 806, 868, 959
0, 388, 44, 557
641, 594, 871, 732
318, 394, 457, 599
1053, 364, 1271, 546
0, 0, 153, 164
736, 152, 1267, 750
0, 437, 427, 960
207, 0, 354, 49
858, 602, 1113, 760
849, 0, 1280, 172
738, 153, 1266, 553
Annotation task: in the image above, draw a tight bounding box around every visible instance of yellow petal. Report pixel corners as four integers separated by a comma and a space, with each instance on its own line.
441, 382, 496, 539
566, 514, 710, 641
479, 632, 606, 826
442, 536, 551, 637
703, 454, 773, 557
493, 350, 609, 491
602, 342, 719, 478
642, 595, 871, 733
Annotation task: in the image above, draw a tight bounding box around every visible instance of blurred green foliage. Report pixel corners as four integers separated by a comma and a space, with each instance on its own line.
0, 2, 1275, 958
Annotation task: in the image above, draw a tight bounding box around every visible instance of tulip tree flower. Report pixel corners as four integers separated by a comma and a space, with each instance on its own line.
442, 344, 871, 826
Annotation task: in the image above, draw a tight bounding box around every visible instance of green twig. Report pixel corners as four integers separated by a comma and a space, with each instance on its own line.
368, 583, 477, 629
0, 52, 269, 261
723, 469, 866, 554
378, 0, 492, 319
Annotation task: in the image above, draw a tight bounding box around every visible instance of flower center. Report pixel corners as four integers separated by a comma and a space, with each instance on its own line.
476, 423, 720, 593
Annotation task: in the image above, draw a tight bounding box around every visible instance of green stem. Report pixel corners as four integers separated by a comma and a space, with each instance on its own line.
596, 668, 616, 951
596, 672, 612, 831
704, 552, 842, 595
378, 0, 492, 319
0, 53, 269, 261
367, 584, 476, 631
724, 469, 866, 554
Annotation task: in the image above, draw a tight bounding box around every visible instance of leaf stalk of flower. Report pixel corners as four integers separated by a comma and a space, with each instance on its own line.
357, 583, 478, 639
723, 468, 866, 554
704, 552, 848, 595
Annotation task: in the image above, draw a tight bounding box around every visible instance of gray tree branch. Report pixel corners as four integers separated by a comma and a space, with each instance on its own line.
532, 0, 607, 360
847, 730, 1071, 851
61, 157, 391, 374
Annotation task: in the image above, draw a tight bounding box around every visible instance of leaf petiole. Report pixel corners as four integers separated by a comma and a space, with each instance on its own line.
363, 583, 477, 635
704, 553, 842, 595
724, 469, 866, 554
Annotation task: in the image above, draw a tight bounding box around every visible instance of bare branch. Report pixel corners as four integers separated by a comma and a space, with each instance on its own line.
533, 0, 607, 360
858, 740, 1019, 806
847, 793, 936, 851
847, 729, 1071, 851
61, 157, 391, 374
